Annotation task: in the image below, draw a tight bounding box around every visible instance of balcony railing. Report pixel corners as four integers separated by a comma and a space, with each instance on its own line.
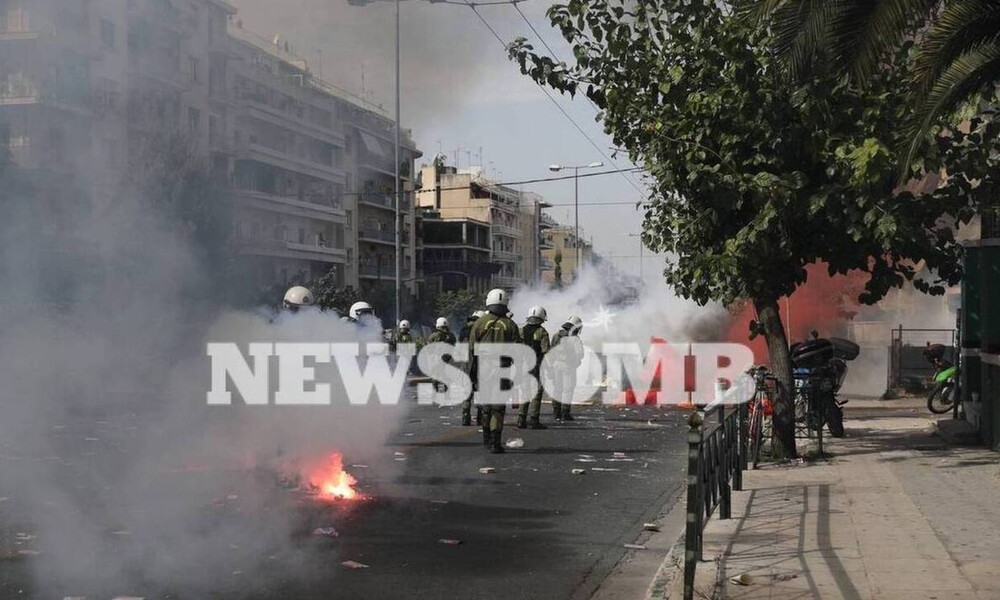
359, 192, 396, 210
0, 10, 34, 36
492, 249, 519, 262
358, 228, 396, 244
359, 263, 412, 278
493, 224, 521, 238
0, 76, 38, 104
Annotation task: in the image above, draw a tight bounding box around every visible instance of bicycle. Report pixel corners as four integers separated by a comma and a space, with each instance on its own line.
747, 366, 778, 469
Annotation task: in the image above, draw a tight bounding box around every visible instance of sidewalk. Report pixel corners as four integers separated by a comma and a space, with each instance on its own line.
685, 398, 1000, 600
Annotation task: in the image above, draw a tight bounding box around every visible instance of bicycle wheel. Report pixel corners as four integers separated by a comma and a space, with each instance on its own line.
749, 399, 765, 469
927, 382, 957, 414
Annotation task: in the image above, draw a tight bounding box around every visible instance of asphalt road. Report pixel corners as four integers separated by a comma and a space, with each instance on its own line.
0, 401, 689, 600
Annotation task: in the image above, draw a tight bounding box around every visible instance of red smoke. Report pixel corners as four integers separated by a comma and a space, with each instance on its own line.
726, 263, 867, 364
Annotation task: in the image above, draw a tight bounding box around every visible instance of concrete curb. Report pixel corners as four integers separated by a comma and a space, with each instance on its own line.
585, 485, 688, 600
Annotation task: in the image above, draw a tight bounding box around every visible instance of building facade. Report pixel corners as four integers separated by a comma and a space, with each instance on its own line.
540, 225, 593, 286
415, 163, 548, 291
1, 0, 422, 304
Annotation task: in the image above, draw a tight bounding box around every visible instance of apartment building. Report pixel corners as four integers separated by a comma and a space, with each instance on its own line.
0, 0, 134, 209
540, 225, 593, 286
420, 210, 499, 295
415, 163, 548, 291
1, 0, 423, 301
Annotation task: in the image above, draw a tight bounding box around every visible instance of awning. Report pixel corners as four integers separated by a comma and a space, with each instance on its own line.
359, 131, 386, 157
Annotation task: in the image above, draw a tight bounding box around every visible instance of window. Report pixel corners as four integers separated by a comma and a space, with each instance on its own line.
298, 228, 306, 244
188, 56, 199, 83
100, 19, 115, 48
188, 107, 200, 132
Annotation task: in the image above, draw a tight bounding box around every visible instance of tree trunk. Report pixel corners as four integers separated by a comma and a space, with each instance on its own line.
754, 298, 798, 459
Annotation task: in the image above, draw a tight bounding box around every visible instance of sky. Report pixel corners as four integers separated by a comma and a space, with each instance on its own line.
230, 0, 657, 278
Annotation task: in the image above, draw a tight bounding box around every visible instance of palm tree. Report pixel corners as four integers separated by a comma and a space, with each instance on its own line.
744, 0, 1000, 169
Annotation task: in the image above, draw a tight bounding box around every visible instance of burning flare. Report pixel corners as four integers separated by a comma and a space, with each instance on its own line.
308, 453, 363, 501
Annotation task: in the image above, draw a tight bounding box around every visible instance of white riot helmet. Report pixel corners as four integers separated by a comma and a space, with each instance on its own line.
349, 301, 374, 320
283, 286, 315, 311
485, 288, 509, 308
399, 319, 410, 331
435, 317, 448, 329
527, 306, 547, 324
564, 315, 583, 334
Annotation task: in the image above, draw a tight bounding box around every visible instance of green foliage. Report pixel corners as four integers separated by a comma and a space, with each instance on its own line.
509, 0, 999, 310
745, 0, 1000, 172
311, 269, 362, 315
434, 289, 480, 320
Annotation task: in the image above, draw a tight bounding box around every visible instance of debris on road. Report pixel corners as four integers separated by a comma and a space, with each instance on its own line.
351, 464, 369, 469
341, 560, 369, 569
394, 452, 406, 457
730, 573, 754, 586
478, 467, 495, 474
591, 467, 620, 472
313, 527, 340, 538
571, 469, 586, 475
623, 543, 646, 550
576, 458, 597, 463
613, 452, 626, 458
506, 438, 524, 449
110, 530, 132, 537
430, 500, 449, 504
579, 454, 594, 459
438, 538, 462, 545
643, 523, 660, 531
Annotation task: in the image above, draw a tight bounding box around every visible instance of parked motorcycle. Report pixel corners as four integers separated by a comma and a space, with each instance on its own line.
790, 332, 860, 448
923, 343, 959, 414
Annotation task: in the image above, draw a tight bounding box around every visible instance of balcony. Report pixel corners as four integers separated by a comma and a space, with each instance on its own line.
235, 190, 346, 223
493, 275, 521, 289
0, 10, 37, 40
358, 228, 396, 245
241, 99, 344, 148
492, 249, 519, 263
235, 238, 346, 263
0, 75, 38, 105
239, 140, 346, 184
492, 224, 521, 238
358, 192, 397, 211
359, 262, 412, 279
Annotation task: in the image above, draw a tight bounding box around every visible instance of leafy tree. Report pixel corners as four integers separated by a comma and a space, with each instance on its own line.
510, 0, 1000, 456
744, 0, 1000, 168
434, 289, 480, 320
311, 268, 362, 315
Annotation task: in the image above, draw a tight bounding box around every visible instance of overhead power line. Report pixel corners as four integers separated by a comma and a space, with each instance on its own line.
508, 2, 648, 197
462, 2, 648, 198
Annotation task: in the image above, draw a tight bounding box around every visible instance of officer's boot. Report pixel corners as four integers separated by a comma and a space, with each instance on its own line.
461, 409, 472, 427
516, 414, 527, 429
475, 406, 483, 426
482, 424, 491, 448
562, 406, 574, 422
528, 417, 548, 430
490, 430, 505, 454
553, 403, 563, 421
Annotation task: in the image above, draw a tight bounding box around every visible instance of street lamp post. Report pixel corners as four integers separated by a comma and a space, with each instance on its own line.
393, 0, 401, 328
348, 0, 403, 326
549, 161, 602, 276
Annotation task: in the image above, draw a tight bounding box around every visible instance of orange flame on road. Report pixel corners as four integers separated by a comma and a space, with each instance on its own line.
308, 453, 363, 501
